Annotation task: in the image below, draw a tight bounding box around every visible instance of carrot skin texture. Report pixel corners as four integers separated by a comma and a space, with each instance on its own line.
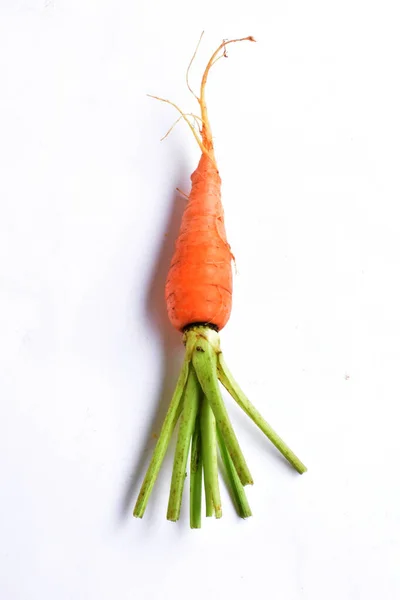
165, 154, 233, 332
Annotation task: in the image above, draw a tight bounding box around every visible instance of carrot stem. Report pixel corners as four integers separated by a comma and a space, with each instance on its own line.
191, 329, 253, 487
217, 426, 252, 519
167, 366, 201, 521
190, 412, 203, 528
133, 357, 190, 518
217, 354, 307, 474
200, 394, 222, 518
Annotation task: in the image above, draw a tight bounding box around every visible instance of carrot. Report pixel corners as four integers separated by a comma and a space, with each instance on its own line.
165, 37, 251, 331
133, 35, 307, 528
165, 150, 232, 331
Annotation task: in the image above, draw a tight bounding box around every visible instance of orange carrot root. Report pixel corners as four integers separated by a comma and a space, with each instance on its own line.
160, 36, 255, 331
148, 35, 255, 331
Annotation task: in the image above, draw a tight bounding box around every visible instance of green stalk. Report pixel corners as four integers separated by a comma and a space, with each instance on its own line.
133, 358, 190, 518
217, 426, 252, 519
190, 412, 203, 529
200, 396, 222, 518
192, 331, 253, 486
167, 366, 201, 521
217, 353, 307, 474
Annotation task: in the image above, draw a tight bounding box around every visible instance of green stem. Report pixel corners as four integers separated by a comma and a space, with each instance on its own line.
192, 333, 253, 486
217, 426, 252, 519
167, 366, 201, 522
133, 358, 190, 518
200, 396, 222, 518
190, 412, 202, 529
217, 353, 307, 474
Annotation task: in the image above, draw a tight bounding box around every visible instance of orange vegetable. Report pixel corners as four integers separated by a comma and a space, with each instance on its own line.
160, 36, 253, 332
166, 152, 233, 331
133, 35, 306, 528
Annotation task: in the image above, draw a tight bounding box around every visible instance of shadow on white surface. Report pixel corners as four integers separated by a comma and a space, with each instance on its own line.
119, 168, 189, 522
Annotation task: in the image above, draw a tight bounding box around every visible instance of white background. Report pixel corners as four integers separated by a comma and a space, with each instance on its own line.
1, 1, 400, 599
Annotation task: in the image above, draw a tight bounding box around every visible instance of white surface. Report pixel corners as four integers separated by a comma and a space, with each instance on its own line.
1, 1, 400, 599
